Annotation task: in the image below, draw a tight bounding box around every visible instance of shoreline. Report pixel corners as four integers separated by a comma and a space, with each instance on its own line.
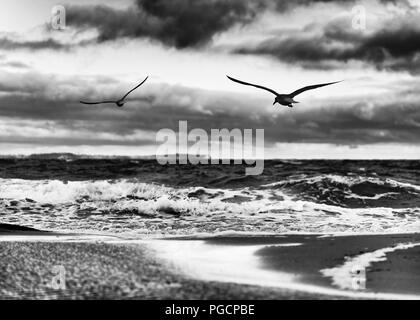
0, 238, 339, 300
148, 233, 420, 299
0, 224, 419, 299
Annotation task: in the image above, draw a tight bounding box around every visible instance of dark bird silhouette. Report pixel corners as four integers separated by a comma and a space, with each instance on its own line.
227, 75, 341, 108
80, 76, 149, 107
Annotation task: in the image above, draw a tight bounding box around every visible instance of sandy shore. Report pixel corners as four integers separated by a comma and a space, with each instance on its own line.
1, 224, 419, 299
0, 242, 335, 299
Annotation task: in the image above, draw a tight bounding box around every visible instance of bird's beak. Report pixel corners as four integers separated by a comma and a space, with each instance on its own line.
273, 101, 276, 105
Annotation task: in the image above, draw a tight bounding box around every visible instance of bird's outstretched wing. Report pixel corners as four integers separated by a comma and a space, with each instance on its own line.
80, 100, 116, 105
227, 76, 279, 96
121, 76, 149, 101
289, 81, 341, 97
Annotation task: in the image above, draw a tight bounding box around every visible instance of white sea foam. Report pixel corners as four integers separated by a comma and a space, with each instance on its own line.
262, 174, 420, 192
148, 240, 300, 287
321, 242, 420, 291
344, 192, 400, 200
0, 178, 173, 203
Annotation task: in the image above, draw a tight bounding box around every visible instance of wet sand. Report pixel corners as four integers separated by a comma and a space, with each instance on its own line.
202, 233, 420, 291
1, 224, 419, 299
368, 245, 420, 295
155, 233, 420, 298
250, 233, 420, 295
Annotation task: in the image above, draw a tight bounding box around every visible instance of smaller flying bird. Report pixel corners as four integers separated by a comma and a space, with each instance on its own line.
227, 75, 341, 108
80, 76, 149, 107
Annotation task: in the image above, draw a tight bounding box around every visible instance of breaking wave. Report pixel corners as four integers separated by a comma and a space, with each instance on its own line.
263, 174, 420, 209
0, 175, 419, 237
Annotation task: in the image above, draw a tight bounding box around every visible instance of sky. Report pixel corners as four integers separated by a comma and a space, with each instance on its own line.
0, 0, 420, 158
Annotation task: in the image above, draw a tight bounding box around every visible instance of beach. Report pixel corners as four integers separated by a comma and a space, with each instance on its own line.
0, 225, 333, 300
1, 224, 419, 300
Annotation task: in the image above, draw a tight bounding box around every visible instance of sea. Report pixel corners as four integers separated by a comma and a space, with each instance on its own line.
0, 156, 419, 238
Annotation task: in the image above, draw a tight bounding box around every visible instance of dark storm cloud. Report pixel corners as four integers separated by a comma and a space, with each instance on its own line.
270, 102, 420, 144
234, 14, 420, 72
66, 0, 266, 48
59, 0, 420, 74
178, 95, 420, 145
65, 0, 401, 49
272, 0, 405, 11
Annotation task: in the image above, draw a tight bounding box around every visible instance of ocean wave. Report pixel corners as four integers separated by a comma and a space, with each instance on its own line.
262, 174, 420, 209
0, 178, 418, 236
263, 174, 420, 191
0, 178, 173, 203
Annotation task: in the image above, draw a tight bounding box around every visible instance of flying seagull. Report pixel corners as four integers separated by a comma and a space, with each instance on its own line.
227, 75, 341, 108
80, 76, 149, 107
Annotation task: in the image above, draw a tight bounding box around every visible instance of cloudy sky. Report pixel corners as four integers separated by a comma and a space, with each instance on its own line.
0, 0, 420, 158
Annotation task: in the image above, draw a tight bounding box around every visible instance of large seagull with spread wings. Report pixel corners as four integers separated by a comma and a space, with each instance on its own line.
227, 75, 341, 108
80, 76, 149, 107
